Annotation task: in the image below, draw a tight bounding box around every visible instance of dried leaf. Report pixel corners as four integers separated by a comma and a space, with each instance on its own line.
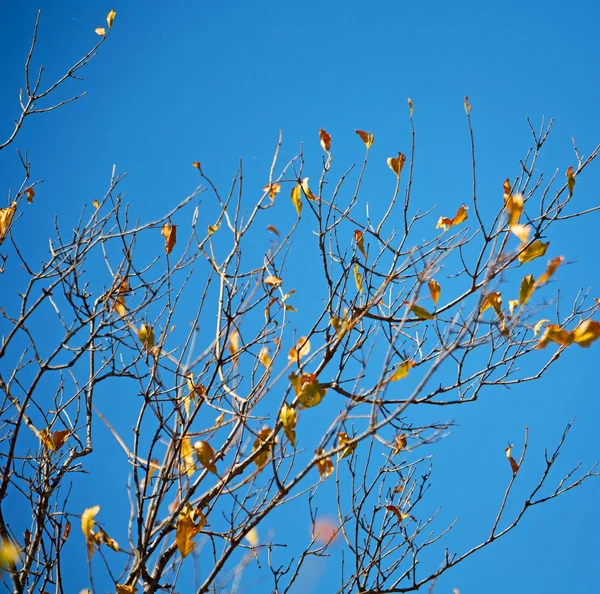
245, 528, 259, 547
535, 324, 574, 349
263, 183, 281, 200
137, 323, 155, 351
193, 440, 217, 474
267, 224, 280, 236
176, 503, 206, 558
407, 98, 413, 117
97, 526, 119, 552
25, 187, 35, 203
508, 299, 519, 316
428, 279, 441, 305
291, 184, 302, 217
437, 205, 468, 231
387, 152, 406, 178
264, 275, 282, 287
505, 445, 519, 476
480, 292, 503, 318
566, 166, 576, 197
388, 361, 414, 382
353, 264, 364, 295
510, 223, 530, 243
503, 178, 512, 202
385, 505, 414, 523
208, 224, 220, 235
116, 586, 138, 594
519, 274, 535, 307
0, 201, 17, 245
258, 346, 271, 368
537, 256, 564, 286
354, 230, 366, 259
288, 336, 311, 362
95, 27, 106, 36
107, 8, 116, 28
464, 95, 471, 115
301, 177, 318, 201
410, 304, 434, 320
81, 505, 101, 559
338, 431, 356, 460
393, 434, 407, 454
316, 449, 334, 480
355, 130, 374, 149
330, 309, 349, 338
93, 199, 100, 209
533, 319, 549, 337
63, 520, 71, 542
161, 223, 177, 255
192, 162, 201, 170
572, 320, 600, 347
294, 373, 327, 408
518, 240, 549, 264
319, 128, 332, 152
180, 437, 196, 478
253, 426, 275, 469
505, 193, 523, 227
280, 402, 297, 447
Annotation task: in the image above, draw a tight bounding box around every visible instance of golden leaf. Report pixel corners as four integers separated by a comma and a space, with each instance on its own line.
253, 426, 275, 469
537, 256, 564, 286
354, 230, 366, 259
388, 361, 414, 382
464, 95, 471, 115
533, 319, 549, 337
330, 309, 349, 338
113, 296, 126, 317
503, 178, 512, 203
505, 445, 519, 476
95, 27, 106, 36
192, 162, 201, 170
338, 431, 356, 460
535, 324, 574, 349
566, 165, 575, 197
0, 201, 17, 245
508, 299, 519, 316
193, 440, 217, 474
428, 279, 441, 305
267, 224, 280, 236
107, 8, 116, 27
161, 222, 177, 255
280, 402, 297, 447
519, 274, 535, 307
510, 223, 530, 243
319, 128, 332, 152
518, 240, 549, 264
410, 304, 434, 320
263, 183, 281, 200
353, 264, 364, 295
572, 320, 600, 347
181, 437, 196, 478
245, 528, 259, 547
25, 187, 35, 203
385, 505, 414, 523
291, 184, 302, 217
208, 224, 220, 235
93, 199, 100, 209
437, 205, 468, 231
316, 449, 334, 480
258, 346, 271, 368
407, 98, 413, 117
301, 177, 318, 201
294, 373, 327, 408
505, 193, 523, 227
480, 292, 503, 318
288, 336, 311, 362
137, 323, 155, 351
97, 526, 119, 552
387, 152, 406, 177
40, 428, 68, 451
264, 275, 282, 287
116, 586, 138, 594
393, 434, 407, 455
228, 330, 239, 363
355, 130, 374, 149
176, 503, 206, 558
81, 505, 101, 559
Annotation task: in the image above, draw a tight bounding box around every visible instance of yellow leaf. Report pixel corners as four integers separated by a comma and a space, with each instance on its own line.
385, 505, 414, 523
192, 161, 201, 170
316, 449, 334, 480
176, 504, 206, 558
208, 224, 220, 235
566, 165, 575, 197
505, 193, 523, 227
428, 279, 441, 305
518, 240, 549, 264
387, 152, 406, 177
353, 264, 364, 295
355, 130, 374, 149
93, 199, 100, 209
508, 299, 519, 316
228, 330, 239, 364
519, 274, 535, 307
97, 526, 119, 552
354, 229, 366, 259
258, 346, 271, 368
245, 527, 259, 547
535, 324, 573, 349
319, 128, 332, 152
510, 223, 530, 243
0, 540, 18, 568
437, 205, 468, 231
291, 184, 302, 217
263, 183, 281, 200
330, 309, 349, 338
393, 434, 407, 455
95, 27, 106, 36
301, 177, 318, 201
464, 95, 471, 115
572, 320, 600, 347
407, 98, 413, 117
81, 506, 101, 559
338, 431, 356, 460
295, 373, 327, 408
264, 275, 282, 287
116, 585, 138, 594
0, 201, 17, 246
410, 304, 434, 320
533, 319, 549, 337
193, 440, 217, 474
388, 361, 414, 381
107, 8, 116, 28
537, 256, 564, 286
480, 292, 503, 318
181, 437, 196, 478
288, 336, 311, 362
253, 426, 275, 469
503, 178, 512, 202
161, 222, 177, 255
280, 402, 297, 447
40, 428, 69, 451
25, 187, 35, 203
267, 224, 280, 236
505, 445, 519, 476
137, 323, 155, 351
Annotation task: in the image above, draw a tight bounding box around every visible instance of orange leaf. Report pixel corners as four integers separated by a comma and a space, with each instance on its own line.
428, 279, 441, 305
0, 201, 17, 246
393, 434, 407, 454
354, 230, 366, 259
572, 320, 600, 347
355, 130, 374, 149
436, 205, 468, 231
291, 184, 302, 216
535, 324, 573, 349
267, 224, 280, 236
464, 95, 471, 115
263, 183, 281, 200
25, 187, 35, 203
319, 128, 332, 152
566, 166, 575, 197
387, 152, 406, 177
161, 223, 177, 255
385, 505, 414, 523
264, 275, 282, 287
537, 256, 564, 286
480, 292, 503, 318
316, 449, 334, 480
192, 162, 201, 170
505, 445, 519, 476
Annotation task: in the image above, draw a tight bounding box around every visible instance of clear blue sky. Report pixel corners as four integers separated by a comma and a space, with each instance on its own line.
2, 1, 599, 593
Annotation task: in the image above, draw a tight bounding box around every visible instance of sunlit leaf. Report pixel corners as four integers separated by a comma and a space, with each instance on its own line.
40, 428, 69, 451
116, 585, 138, 594
510, 223, 530, 243
330, 309, 349, 338
407, 98, 413, 117
508, 299, 519, 316
353, 264, 364, 295
161, 222, 177, 255
193, 440, 217, 474
537, 256, 564, 286
263, 183, 281, 200
208, 224, 220, 235
192, 161, 201, 170
288, 336, 311, 362
0, 201, 17, 246
301, 177, 318, 201
137, 323, 155, 351
505, 193, 523, 227
393, 434, 407, 455
95, 27, 106, 36
566, 165, 576, 197
437, 205, 468, 231
518, 240, 548, 265
355, 130, 374, 149
316, 449, 334, 480
338, 432, 356, 460
267, 224, 280, 236
535, 324, 574, 349
354, 230, 366, 259
81, 505, 101, 559
519, 274, 535, 307
410, 304, 434, 320
388, 361, 414, 382
253, 426, 275, 469
385, 505, 414, 523
291, 184, 302, 217
464, 95, 471, 115
258, 346, 271, 368
107, 8, 116, 27
97, 526, 119, 552
428, 279, 441, 305
505, 444, 519, 476
319, 128, 332, 152
295, 373, 327, 408
181, 437, 196, 478
503, 178, 512, 203
572, 320, 600, 347
533, 319, 549, 337
25, 187, 35, 203
93, 199, 100, 209
264, 275, 282, 287
176, 503, 206, 558
387, 152, 406, 178
280, 402, 297, 447
480, 292, 503, 318
245, 528, 259, 547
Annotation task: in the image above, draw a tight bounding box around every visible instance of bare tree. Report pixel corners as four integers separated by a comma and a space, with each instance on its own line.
1, 12, 599, 594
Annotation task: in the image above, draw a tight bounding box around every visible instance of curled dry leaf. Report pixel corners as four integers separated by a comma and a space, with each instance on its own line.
180, 437, 195, 478
253, 426, 276, 469
505, 444, 520, 476
280, 402, 297, 447
408, 97, 413, 117
193, 440, 217, 474
81, 505, 101, 559
288, 336, 311, 362
92, 199, 100, 209
0, 201, 17, 246
319, 128, 332, 152
258, 346, 271, 368
161, 223, 177, 255
505, 193, 523, 227
393, 434, 407, 454
566, 165, 576, 197
464, 95, 471, 115
301, 177, 318, 201
354, 230, 366, 259
428, 279, 441, 305
263, 183, 281, 200
116, 585, 138, 594
192, 161, 201, 170
387, 152, 406, 177
480, 292, 503, 318
537, 256, 564, 286
291, 184, 302, 217
533, 319, 549, 337
353, 264, 363, 295
208, 224, 220, 235
266, 224, 280, 236
264, 275, 282, 287
176, 503, 206, 558
518, 240, 549, 264
388, 361, 414, 382
508, 299, 519, 316
25, 187, 35, 203
290, 372, 327, 408
40, 428, 69, 451
107, 8, 116, 27
338, 431, 356, 460
385, 505, 415, 523
355, 129, 374, 149
437, 205, 468, 231
519, 274, 535, 307
316, 449, 334, 480
503, 178, 512, 202
95, 27, 106, 36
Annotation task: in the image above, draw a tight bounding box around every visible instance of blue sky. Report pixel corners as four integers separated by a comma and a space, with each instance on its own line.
2, 1, 599, 593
